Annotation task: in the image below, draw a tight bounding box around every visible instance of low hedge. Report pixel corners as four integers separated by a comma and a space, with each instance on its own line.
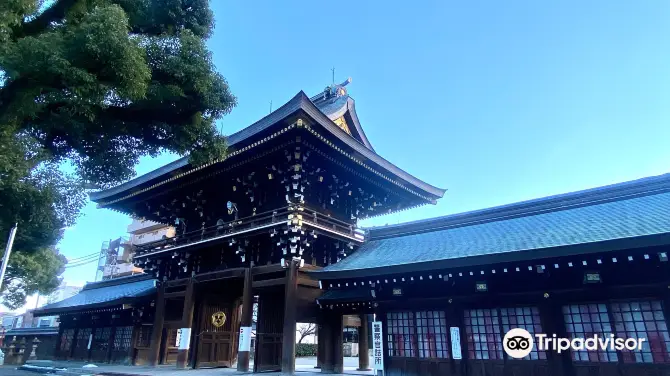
296, 343, 317, 357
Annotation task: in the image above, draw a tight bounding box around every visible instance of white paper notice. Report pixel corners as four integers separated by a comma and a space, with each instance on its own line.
372, 321, 384, 371
176, 328, 191, 350
450, 327, 462, 360
238, 326, 252, 352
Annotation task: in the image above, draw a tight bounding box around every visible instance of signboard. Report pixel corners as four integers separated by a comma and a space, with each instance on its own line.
450, 327, 462, 360
175, 328, 191, 350
238, 326, 252, 352
372, 321, 384, 371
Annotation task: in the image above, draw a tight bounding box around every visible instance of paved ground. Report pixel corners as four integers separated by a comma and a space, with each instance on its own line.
0, 356, 374, 376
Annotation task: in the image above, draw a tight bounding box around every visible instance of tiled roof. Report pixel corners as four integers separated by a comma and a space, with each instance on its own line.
33, 275, 156, 316
90, 91, 445, 203
5, 327, 59, 336
316, 173, 670, 278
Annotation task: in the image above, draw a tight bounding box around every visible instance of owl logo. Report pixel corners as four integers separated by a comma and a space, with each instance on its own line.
211, 312, 227, 328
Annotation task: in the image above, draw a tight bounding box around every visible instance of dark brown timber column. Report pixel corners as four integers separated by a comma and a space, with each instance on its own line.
357, 314, 370, 371
320, 312, 334, 373
333, 313, 344, 374
176, 278, 195, 369
315, 325, 323, 369
148, 284, 166, 366
237, 267, 254, 372
281, 260, 299, 373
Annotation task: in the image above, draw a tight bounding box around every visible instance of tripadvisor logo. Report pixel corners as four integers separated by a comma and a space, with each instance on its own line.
503, 328, 646, 359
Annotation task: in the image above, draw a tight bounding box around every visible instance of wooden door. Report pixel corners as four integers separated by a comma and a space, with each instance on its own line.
89, 327, 112, 363
254, 292, 284, 372
72, 328, 92, 361
196, 299, 239, 368
109, 326, 133, 364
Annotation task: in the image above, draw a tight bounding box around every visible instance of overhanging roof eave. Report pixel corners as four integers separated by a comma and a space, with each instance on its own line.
309, 232, 670, 280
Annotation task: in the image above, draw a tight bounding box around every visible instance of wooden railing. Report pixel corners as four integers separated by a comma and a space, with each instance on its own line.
133, 206, 365, 258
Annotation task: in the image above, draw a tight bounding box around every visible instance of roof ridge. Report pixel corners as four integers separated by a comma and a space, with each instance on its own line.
81, 273, 153, 291
369, 172, 670, 240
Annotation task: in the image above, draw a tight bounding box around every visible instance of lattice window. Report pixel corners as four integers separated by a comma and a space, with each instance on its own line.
113, 326, 133, 351
387, 312, 416, 357
464, 309, 503, 360
168, 329, 178, 348
611, 300, 670, 364
77, 328, 91, 341
386, 311, 449, 359
500, 307, 546, 360
93, 327, 112, 351
136, 326, 152, 347
416, 311, 449, 359
563, 303, 617, 362
60, 329, 75, 352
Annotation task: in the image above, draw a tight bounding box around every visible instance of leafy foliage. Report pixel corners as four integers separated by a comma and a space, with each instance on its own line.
0, 0, 235, 308
296, 343, 317, 357
0, 0, 235, 187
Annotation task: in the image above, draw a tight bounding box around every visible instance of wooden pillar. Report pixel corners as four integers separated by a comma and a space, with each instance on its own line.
332, 313, 344, 374
148, 284, 165, 367
357, 313, 370, 371
315, 324, 323, 369
176, 279, 195, 369
320, 312, 334, 373
281, 260, 299, 374
540, 296, 575, 376
237, 267, 254, 372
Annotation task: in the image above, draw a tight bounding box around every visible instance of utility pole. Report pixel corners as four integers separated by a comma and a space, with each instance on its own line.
0, 223, 18, 292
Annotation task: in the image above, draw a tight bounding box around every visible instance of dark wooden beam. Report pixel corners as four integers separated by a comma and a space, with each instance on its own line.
193, 267, 245, 282
297, 276, 320, 288
237, 268, 254, 372
252, 263, 285, 275
253, 277, 287, 288
281, 260, 298, 373
164, 291, 185, 299
148, 284, 165, 366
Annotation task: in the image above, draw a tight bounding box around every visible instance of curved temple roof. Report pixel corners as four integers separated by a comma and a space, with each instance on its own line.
33, 274, 156, 316
90, 89, 445, 203
314, 173, 670, 278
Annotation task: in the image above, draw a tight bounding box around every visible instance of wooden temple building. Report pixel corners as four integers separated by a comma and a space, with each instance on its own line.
34, 80, 670, 376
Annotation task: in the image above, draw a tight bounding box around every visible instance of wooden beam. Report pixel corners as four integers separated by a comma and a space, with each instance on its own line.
297, 276, 320, 288
193, 267, 245, 282
252, 263, 285, 275
164, 291, 185, 299
253, 277, 287, 288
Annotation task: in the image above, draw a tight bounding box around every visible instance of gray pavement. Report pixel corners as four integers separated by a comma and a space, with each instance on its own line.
0, 356, 374, 376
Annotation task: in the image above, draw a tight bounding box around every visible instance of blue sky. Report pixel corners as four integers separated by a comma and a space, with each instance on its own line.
49, 1, 670, 289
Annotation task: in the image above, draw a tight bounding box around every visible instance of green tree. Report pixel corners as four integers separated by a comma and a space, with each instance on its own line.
0, 0, 235, 308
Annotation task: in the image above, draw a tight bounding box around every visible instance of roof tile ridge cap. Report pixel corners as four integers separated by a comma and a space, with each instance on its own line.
374, 177, 670, 233
370, 185, 670, 241
82, 274, 152, 290
232, 91, 305, 138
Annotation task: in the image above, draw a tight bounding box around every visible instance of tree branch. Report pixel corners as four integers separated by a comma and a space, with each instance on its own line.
14, 0, 82, 39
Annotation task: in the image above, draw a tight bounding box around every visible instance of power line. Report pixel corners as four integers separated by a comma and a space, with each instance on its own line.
67, 255, 99, 264
66, 252, 99, 262
65, 258, 99, 268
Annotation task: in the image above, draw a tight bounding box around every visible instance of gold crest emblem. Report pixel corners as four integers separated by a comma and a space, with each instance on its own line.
211, 311, 226, 328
